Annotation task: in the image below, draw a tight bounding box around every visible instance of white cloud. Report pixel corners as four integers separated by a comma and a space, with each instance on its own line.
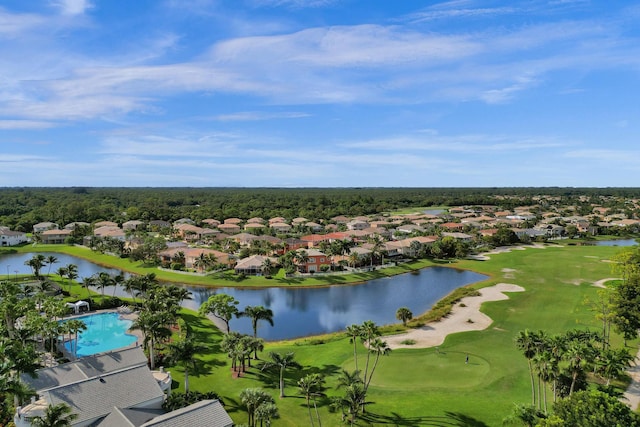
0, 120, 56, 129
213, 111, 310, 121
51, 0, 93, 16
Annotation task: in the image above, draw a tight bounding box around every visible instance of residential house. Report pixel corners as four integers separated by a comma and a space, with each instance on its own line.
148, 220, 171, 231
296, 248, 329, 273
40, 228, 73, 244
346, 219, 370, 231
33, 222, 58, 233
64, 222, 90, 230
201, 218, 221, 227
159, 247, 231, 271
0, 227, 28, 246
217, 223, 241, 234
223, 218, 243, 225
304, 221, 323, 232
441, 232, 474, 242
15, 347, 170, 427
97, 399, 233, 427
94, 226, 126, 241
270, 222, 292, 233
123, 220, 145, 231
234, 254, 278, 275
94, 221, 118, 228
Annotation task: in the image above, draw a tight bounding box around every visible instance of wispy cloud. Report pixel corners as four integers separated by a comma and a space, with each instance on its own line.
51, 0, 93, 16
213, 111, 310, 121
0, 120, 56, 130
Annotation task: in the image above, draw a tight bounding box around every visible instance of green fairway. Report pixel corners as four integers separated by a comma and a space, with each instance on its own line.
8, 242, 638, 425
158, 242, 639, 426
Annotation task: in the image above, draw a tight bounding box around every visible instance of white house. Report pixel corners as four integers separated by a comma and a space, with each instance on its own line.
0, 227, 28, 246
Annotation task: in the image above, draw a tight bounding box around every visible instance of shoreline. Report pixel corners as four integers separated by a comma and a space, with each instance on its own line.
384, 283, 525, 349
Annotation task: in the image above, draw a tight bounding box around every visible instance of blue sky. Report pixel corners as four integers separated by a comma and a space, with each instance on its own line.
1, 0, 640, 187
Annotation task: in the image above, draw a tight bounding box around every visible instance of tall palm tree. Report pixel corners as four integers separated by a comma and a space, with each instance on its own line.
360, 320, 380, 386
564, 341, 588, 396
166, 337, 205, 392
597, 347, 634, 386
238, 305, 274, 342
131, 310, 172, 369
261, 258, 274, 276
64, 319, 87, 359
261, 351, 302, 398
93, 272, 115, 298
516, 329, 540, 406
45, 255, 58, 276
31, 403, 77, 427
364, 338, 391, 393
298, 373, 325, 427
345, 324, 363, 373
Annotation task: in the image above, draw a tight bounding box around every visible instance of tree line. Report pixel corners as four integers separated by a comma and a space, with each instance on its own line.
3, 187, 640, 232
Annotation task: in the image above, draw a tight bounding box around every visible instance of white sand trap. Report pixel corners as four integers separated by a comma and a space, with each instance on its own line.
592, 277, 621, 288
385, 283, 525, 349
468, 244, 559, 261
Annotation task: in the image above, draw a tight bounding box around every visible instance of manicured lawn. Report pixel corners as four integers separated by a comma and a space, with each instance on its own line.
164, 243, 638, 426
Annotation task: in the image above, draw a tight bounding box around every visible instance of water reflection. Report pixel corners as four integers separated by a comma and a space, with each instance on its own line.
1, 251, 487, 340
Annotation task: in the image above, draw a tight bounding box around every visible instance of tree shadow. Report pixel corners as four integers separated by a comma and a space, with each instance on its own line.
356, 410, 489, 426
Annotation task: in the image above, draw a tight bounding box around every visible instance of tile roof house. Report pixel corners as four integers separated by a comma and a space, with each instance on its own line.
40, 228, 73, 244
15, 347, 170, 427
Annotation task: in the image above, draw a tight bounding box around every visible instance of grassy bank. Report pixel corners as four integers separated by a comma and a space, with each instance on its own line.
8, 244, 440, 288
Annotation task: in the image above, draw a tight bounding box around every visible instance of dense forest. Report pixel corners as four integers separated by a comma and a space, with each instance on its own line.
1, 187, 640, 232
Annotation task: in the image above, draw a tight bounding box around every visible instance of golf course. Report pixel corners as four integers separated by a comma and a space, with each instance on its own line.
156, 241, 636, 426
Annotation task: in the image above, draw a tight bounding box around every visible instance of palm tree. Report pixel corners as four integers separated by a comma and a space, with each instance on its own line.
167, 337, 205, 392
345, 324, 363, 373
364, 338, 391, 393
343, 383, 366, 424
240, 387, 275, 427
335, 369, 363, 390
261, 351, 302, 398
348, 252, 360, 269
360, 320, 380, 387
295, 250, 310, 273
395, 307, 413, 326
597, 347, 634, 386
31, 403, 77, 427
516, 329, 540, 406
45, 255, 58, 276
368, 236, 385, 267
255, 401, 279, 427
64, 319, 87, 359
298, 373, 325, 427
55, 267, 68, 291
131, 310, 172, 369
238, 305, 274, 342
25, 254, 46, 279
261, 258, 274, 276
93, 272, 115, 298
565, 340, 588, 396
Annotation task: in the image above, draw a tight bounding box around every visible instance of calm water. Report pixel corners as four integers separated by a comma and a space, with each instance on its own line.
61, 312, 136, 357
2, 252, 487, 340
0, 252, 123, 279
594, 238, 638, 246
182, 267, 487, 340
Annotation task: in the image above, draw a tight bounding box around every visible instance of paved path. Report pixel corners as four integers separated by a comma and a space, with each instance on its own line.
624, 348, 640, 410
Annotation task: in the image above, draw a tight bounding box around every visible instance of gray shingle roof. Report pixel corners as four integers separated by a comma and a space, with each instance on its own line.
43, 365, 165, 425
22, 347, 148, 392
140, 400, 233, 427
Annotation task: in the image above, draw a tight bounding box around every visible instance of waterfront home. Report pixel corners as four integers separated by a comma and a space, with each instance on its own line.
0, 227, 28, 246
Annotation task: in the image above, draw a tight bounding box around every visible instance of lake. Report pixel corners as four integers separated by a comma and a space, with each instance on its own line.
1, 252, 487, 340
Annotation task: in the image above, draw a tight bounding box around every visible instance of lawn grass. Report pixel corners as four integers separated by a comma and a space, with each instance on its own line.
163, 242, 638, 426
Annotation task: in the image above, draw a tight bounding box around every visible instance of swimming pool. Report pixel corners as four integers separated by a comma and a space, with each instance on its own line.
61, 312, 137, 357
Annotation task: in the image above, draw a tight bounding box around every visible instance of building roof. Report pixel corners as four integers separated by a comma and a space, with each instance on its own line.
22, 346, 148, 392
42, 365, 164, 425
139, 400, 233, 427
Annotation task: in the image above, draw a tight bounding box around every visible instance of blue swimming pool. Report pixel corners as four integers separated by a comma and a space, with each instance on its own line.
61, 312, 137, 357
